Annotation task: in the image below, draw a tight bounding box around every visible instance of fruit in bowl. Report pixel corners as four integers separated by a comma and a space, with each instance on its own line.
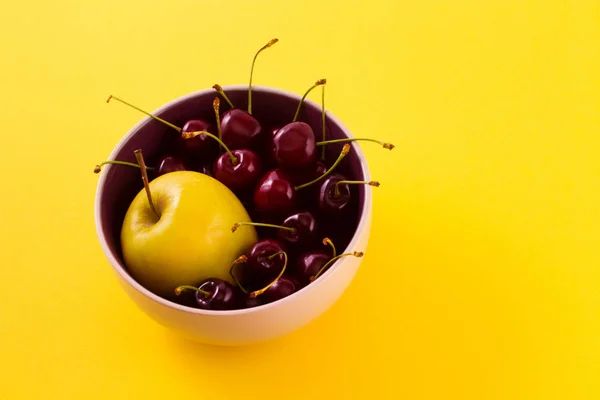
93, 39, 393, 345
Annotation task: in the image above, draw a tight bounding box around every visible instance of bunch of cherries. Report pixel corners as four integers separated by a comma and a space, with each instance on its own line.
96, 38, 393, 311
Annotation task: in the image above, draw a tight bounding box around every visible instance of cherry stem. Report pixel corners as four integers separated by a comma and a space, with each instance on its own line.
322, 237, 337, 258
250, 252, 288, 298
106, 95, 181, 133
229, 255, 249, 294
321, 84, 326, 160
267, 251, 285, 260
94, 160, 155, 174
182, 130, 237, 164
213, 97, 223, 154
248, 38, 279, 115
316, 137, 394, 150
231, 222, 296, 233
295, 144, 350, 191
334, 180, 380, 197
292, 79, 327, 122
310, 251, 364, 281
174, 285, 211, 297
134, 149, 160, 220
212, 84, 235, 108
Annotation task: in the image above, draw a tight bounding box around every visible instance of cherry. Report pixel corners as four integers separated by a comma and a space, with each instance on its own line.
293, 238, 337, 287
179, 119, 216, 157
213, 149, 261, 192
182, 101, 262, 192
219, 107, 263, 150
174, 278, 241, 310
229, 239, 286, 291
294, 251, 329, 287
243, 296, 263, 309
105, 95, 217, 158
277, 211, 318, 248
232, 211, 318, 250
272, 79, 326, 170
253, 144, 351, 215
232, 250, 293, 304
212, 39, 278, 150
156, 154, 188, 177
317, 174, 380, 215
253, 169, 297, 215
261, 276, 296, 304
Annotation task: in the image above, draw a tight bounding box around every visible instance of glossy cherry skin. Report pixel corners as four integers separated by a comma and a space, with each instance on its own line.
180, 119, 216, 157
278, 211, 319, 249
317, 173, 351, 214
253, 169, 297, 215
294, 250, 331, 286
213, 149, 261, 192
260, 275, 296, 304
272, 122, 317, 170
220, 109, 262, 150
192, 278, 241, 310
155, 154, 188, 177
236, 239, 286, 291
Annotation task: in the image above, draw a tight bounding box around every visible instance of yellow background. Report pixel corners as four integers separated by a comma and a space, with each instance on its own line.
1, 1, 598, 399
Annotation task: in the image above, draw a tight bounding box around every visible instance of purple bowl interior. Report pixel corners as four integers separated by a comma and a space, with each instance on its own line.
98, 86, 366, 293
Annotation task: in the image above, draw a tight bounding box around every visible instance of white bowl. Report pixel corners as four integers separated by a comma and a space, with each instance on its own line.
94, 85, 372, 346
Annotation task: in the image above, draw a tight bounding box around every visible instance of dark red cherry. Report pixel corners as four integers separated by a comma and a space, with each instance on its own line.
220, 109, 263, 150
196, 163, 214, 177
278, 211, 319, 249
235, 239, 286, 291
272, 121, 317, 170
243, 296, 263, 309
253, 169, 297, 216
174, 278, 241, 311
179, 119, 217, 156
155, 154, 188, 177
294, 250, 331, 287
260, 275, 296, 304
317, 173, 351, 214
213, 149, 261, 192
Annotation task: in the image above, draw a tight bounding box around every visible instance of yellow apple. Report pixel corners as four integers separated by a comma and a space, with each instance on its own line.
120, 170, 257, 298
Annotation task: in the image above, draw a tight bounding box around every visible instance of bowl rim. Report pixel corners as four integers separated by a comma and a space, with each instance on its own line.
94, 84, 372, 316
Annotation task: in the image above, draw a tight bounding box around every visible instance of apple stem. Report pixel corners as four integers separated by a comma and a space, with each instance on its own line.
334, 180, 380, 197
248, 38, 279, 115
93, 160, 155, 174
250, 252, 288, 298
182, 130, 238, 164
294, 144, 350, 191
134, 149, 160, 220
267, 251, 285, 260
310, 251, 364, 282
316, 137, 394, 150
106, 95, 182, 133
322, 237, 337, 258
212, 84, 235, 108
231, 222, 296, 234
321, 84, 326, 160
174, 285, 211, 297
229, 255, 249, 294
292, 79, 327, 122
